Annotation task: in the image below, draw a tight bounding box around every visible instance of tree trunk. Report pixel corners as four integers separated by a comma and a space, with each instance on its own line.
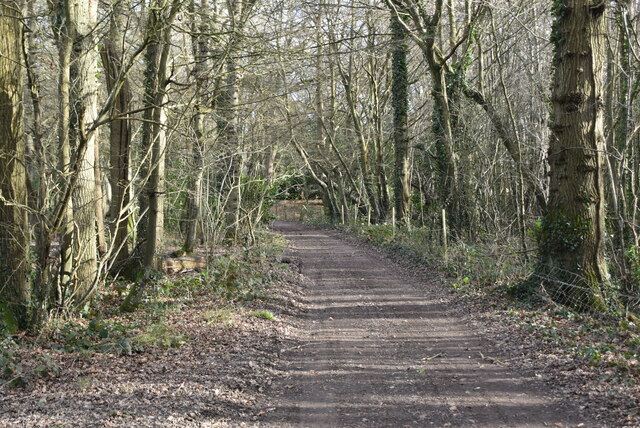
0, 1, 30, 329
51, 0, 100, 309
220, 52, 242, 241
429, 58, 458, 226
462, 86, 548, 211
142, 1, 176, 272
184, 0, 210, 254
218, 0, 257, 241
538, 0, 610, 311
68, 0, 100, 307
390, 7, 411, 223
365, 30, 390, 222
23, 0, 52, 328
23, 0, 46, 213
122, 0, 179, 311
95, 133, 107, 256
101, 0, 132, 268
54, 0, 75, 303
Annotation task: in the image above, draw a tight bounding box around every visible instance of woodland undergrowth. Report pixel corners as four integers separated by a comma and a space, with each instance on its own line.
0, 232, 289, 391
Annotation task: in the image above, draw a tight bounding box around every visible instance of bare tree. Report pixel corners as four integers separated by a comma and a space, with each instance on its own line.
537, 0, 610, 311
183, 0, 213, 254
101, 0, 134, 267
390, 2, 411, 223
123, 0, 182, 311
47, 0, 100, 310
0, 0, 30, 328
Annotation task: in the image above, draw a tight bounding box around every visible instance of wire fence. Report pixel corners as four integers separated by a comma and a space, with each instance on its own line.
533, 265, 640, 319
350, 223, 637, 320
271, 202, 640, 320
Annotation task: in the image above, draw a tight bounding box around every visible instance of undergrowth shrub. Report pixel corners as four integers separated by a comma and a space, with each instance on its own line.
341, 222, 533, 295
1, 336, 61, 388
46, 319, 135, 356
0, 337, 24, 387
148, 232, 286, 304
624, 246, 640, 308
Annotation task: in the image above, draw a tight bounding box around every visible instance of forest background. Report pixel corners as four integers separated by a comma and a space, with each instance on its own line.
0, 0, 639, 381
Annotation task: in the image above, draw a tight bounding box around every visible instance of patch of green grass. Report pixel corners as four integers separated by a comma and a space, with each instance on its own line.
132, 322, 186, 349
247, 310, 275, 321
75, 376, 94, 392
252, 231, 287, 258
203, 307, 236, 325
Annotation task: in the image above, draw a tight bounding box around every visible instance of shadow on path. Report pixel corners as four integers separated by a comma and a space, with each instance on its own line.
264, 221, 589, 428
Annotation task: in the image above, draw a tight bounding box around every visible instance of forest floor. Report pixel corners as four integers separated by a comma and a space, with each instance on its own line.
0, 221, 637, 427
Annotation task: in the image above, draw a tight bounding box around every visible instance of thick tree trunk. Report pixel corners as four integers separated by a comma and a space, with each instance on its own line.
429, 60, 458, 224
184, 0, 210, 254
23, 0, 52, 328
55, 2, 74, 301
538, 0, 610, 311
101, 0, 132, 267
68, 0, 100, 307
51, 0, 100, 309
390, 9, 411, 223
122, 0, 179, 311
143, 89, 168, 272
142, 2, 175, 272
0, 1, 30, 328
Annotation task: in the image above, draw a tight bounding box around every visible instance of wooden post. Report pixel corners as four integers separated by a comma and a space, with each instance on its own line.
300, 203, 307, 222
442, 208, 448, 258
392, 207, 396, 236
367, 208, 371, 226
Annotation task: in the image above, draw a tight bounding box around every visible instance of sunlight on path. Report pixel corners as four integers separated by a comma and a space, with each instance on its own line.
265, 221, 589, 428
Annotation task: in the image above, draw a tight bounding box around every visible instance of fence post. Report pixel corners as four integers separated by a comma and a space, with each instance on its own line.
300, 203, 307, 222
442, 208, 448, 259
392, 207, 396, 236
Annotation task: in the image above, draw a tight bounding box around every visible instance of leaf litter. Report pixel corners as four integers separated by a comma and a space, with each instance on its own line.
0, 248, 306, 427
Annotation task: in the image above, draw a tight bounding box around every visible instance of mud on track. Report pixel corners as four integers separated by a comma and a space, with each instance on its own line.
264, 221, 590, 428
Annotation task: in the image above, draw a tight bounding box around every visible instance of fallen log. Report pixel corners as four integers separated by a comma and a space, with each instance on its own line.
162, 255, 206, 273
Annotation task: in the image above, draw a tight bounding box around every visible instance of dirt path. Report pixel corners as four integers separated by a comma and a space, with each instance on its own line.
265, 221, 589, 428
